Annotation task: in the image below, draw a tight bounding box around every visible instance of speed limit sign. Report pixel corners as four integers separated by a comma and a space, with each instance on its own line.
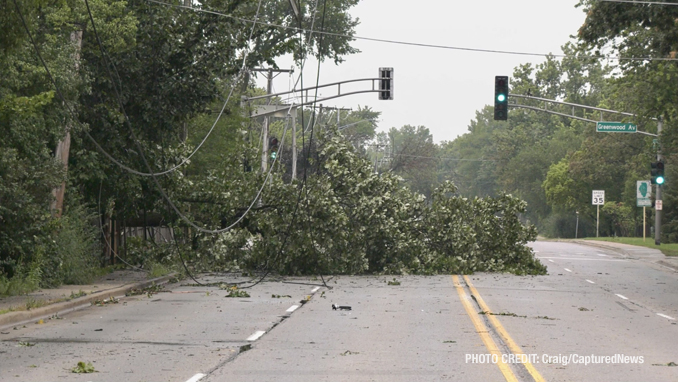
592, 190, 605, 205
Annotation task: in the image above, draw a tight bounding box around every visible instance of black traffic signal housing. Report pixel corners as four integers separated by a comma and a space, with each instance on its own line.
378, 67, 393, 100
269, 136, 279, 161
651, 160, 665, 185
494, 76, 509, 121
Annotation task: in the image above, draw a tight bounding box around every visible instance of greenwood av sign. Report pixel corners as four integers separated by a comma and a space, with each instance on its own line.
596, 122, 637, 133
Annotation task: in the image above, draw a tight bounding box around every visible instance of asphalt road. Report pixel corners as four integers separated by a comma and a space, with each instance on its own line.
1, 241, 677, 382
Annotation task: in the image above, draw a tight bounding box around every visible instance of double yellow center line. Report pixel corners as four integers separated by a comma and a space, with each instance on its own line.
453, 275, 546, 382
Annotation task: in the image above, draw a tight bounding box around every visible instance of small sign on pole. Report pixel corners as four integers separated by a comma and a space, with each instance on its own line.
656, 200, 663, 211
592, 190, 605, 205
637, 180, 652, 207
592, 190, 605, 237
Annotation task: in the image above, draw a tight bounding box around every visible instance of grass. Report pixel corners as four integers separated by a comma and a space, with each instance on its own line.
577, 237, 678, 257
0, 297, 49, 316
0, 290, 90, 316
147, 262, 172, 278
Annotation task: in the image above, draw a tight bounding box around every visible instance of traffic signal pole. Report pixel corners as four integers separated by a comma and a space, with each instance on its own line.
655, 119, 663, 245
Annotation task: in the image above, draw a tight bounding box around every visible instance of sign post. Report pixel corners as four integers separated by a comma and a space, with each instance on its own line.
592, 190, 605, 237
637, 181, 651, 241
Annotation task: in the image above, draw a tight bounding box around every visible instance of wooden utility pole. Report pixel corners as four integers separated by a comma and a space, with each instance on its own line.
181, 0, 192, 142
51, 30, 83, 217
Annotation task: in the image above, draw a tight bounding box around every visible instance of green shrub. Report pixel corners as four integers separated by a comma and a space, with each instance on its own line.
0, 256, 41, 296
41, 195, 101, 287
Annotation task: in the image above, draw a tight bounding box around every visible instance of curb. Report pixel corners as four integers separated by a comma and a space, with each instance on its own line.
0, 273, 177, 330
656, 260, 678, 272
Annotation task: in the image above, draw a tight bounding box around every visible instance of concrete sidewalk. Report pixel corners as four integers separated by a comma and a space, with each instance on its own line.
570, 239, 678, 272
0, 270, 177, 330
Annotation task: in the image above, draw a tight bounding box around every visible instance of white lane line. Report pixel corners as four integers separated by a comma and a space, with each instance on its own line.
186, 373, 206, 382
616, 294, 629, 300
548, 259, 555, 263
657, 313, 676, 320
597, 254, 608, 257
246, 330, 266, 341
286, 305, 300, 313
311, 287, 320, 293
586, 280, 595, 284
564, 268, 572, 272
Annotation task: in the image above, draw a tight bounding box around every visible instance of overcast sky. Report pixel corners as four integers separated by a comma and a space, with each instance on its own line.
257, 0, 588, 143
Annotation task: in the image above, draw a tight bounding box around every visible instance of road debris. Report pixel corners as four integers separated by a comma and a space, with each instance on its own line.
93, 296, 118, 306
71, 361, 96, 373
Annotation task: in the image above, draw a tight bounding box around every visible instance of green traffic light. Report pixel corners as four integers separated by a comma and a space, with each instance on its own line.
497, 94, 506, 102
657, 176, 665, 185
271, 151, 277, 160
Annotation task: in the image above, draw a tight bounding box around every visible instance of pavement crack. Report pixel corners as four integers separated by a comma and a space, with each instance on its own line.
3, 338, 215, 347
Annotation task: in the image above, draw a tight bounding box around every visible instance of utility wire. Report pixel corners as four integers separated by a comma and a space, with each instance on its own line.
239, 0, 335, 290
598, 0, 678, 5
144, 0, 678, 62
16, 0, 281, 236
83, 0, 264, 177
82, 0, 281, 235
238, 0, 324, 290
98, 180, 148, 272
396, 154, 496, 162
303, 0, 333, 290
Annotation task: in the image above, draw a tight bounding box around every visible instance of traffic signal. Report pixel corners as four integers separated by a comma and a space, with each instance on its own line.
494, 76, 509, 121
269, 136, 279, 161
378, 67, 393, 100
651, 160, 665, 185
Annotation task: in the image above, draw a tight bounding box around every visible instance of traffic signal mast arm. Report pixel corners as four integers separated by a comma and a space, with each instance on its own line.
243, 75, 393, 119
508, 94, 658, 137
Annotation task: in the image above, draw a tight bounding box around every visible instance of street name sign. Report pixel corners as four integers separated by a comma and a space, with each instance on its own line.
592, 190, 605, 205
637, 180, 652, 207
596, 122, 637, 133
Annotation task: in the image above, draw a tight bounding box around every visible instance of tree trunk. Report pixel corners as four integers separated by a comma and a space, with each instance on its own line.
51, 30, 83, 217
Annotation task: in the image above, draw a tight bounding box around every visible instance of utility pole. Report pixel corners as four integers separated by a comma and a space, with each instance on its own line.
656, 118, 663, 245
51, 29, 83, 217
333, 107, 351, 127
181, 0, 191, 143
251, 68, 294, 173
262, 68, 272, 173
291, 107, 297, 180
